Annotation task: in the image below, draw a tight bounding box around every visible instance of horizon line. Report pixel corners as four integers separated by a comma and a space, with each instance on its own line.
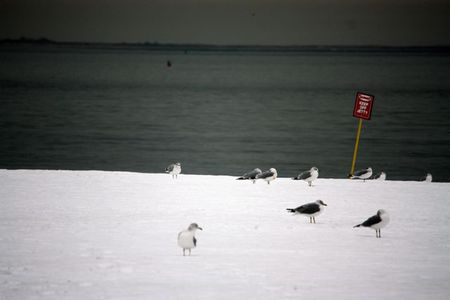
1, 37, 450, 49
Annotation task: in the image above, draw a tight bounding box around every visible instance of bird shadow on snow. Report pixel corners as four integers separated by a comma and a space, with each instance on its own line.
175, 255, 201, 258
353, 233, 392, 239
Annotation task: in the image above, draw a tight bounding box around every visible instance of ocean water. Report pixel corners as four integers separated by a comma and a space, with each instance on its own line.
1, 46, 449, 181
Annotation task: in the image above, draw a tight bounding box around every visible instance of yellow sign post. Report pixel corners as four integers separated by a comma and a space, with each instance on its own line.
350, 118, 363, 176
349, 92, 375, 177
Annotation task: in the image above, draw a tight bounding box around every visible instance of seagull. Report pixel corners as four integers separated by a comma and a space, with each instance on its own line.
177, 223, 203, 256
373, 171, 386, 181
293, 167, 319, 186
236, 168, 262, 183
354, 209, 390, 238
286, 200, 327, 223
351, 167, 373, 182
421, 173, 432, 182
256, 168, 277, 184
165, 162, 181, 179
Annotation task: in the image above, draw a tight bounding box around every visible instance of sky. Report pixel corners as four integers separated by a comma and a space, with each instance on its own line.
0, 0, 449, 46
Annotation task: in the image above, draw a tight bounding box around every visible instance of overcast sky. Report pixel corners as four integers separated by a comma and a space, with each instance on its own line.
1, 0, 449, 45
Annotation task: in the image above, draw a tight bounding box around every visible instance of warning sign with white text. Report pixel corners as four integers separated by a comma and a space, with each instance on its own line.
353, 92, 374, 120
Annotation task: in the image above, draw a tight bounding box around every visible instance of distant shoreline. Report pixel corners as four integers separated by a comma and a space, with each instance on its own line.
1, 37, 450, 53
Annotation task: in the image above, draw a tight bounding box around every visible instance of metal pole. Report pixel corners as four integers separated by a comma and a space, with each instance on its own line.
350, 118, 363, 176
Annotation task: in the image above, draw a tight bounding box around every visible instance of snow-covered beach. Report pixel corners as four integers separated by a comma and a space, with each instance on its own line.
1, 170, 449, 299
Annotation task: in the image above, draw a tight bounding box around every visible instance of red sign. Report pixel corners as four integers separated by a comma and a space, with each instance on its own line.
353, 92, 374, 120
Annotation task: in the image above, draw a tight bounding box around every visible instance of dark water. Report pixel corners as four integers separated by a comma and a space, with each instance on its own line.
1, 46, 449, 181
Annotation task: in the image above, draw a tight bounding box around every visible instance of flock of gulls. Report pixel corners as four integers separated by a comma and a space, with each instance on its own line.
166, 162, 432, 256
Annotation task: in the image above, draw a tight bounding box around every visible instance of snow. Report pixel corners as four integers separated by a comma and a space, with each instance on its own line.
1, 169, 449, 299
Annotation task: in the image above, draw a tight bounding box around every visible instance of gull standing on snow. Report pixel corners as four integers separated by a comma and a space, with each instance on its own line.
286, 200, 327, 223
177, 223, 203, 256
373, 171, 386, 181
354, 209, 390, 238
236, 168, 262, 183
351, 167, 373, 182
421, 173, 432, 182
165, 162, 181, 179
256, 168, 277, 184
293, 167, 319, 186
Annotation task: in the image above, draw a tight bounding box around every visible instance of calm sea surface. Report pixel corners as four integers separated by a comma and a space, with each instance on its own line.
1, 46, 449, 181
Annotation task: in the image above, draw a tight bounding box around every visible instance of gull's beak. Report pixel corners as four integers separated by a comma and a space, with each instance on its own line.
323, 203, 328, 206
198, 227, 203, 230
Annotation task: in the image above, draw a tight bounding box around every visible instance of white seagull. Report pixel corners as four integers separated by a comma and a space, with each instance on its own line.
286, 200, 327, 223
421, 173, 432, 182
177, 223, 203, 256
236, 168, 262, 183
293, 167, 319, 186
165, 162, 181, 179
351, 167, 373, 182
373, 171, 386, 181
256, 168, 278, 184
354, 209, 390, 238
